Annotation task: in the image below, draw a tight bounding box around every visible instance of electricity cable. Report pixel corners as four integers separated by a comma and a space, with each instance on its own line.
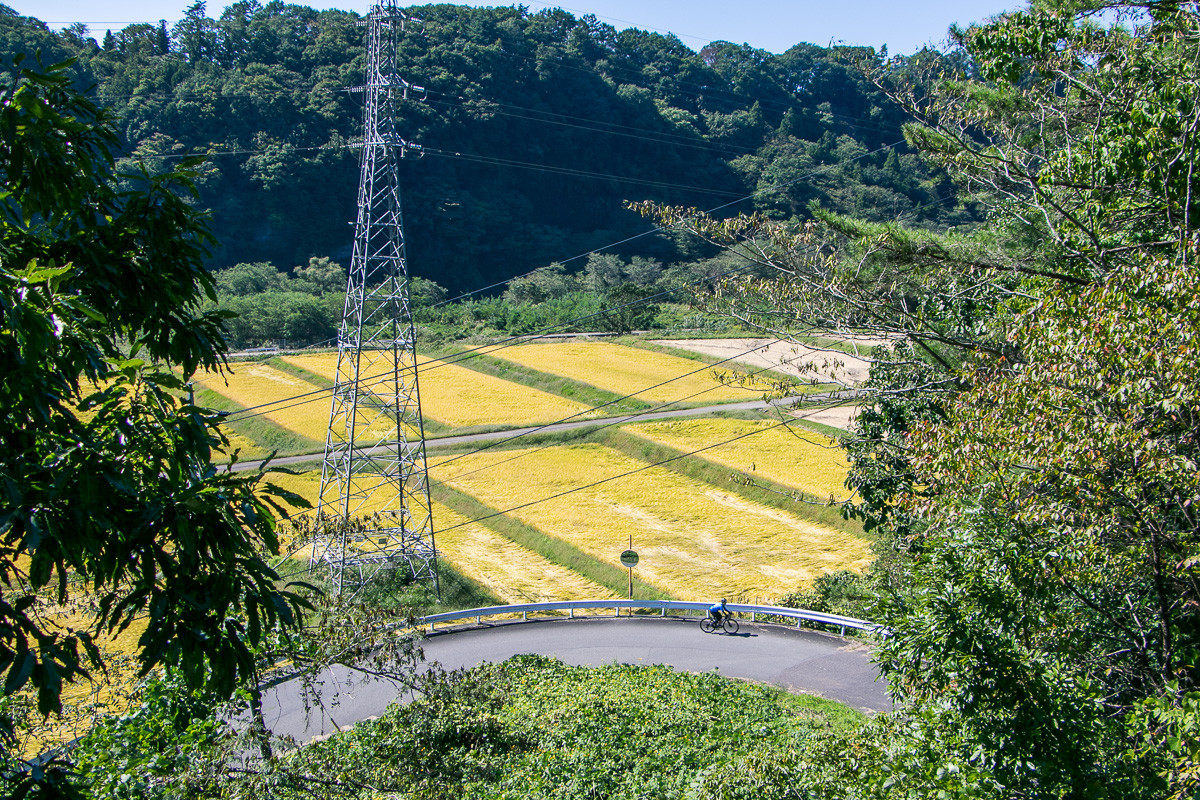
94, 80, 908, 161
431, 136, 908, 307
50, 5, 925, 142
419, 147, 746, 197
240, 337, 800, 484
428, 347, 819, 484
221, 177, 959, 423
129, 139, 747, 199
425, 338, 793, 471
429, 399, 855, 536
280, 392, 858, 543
222, 266, 751, 422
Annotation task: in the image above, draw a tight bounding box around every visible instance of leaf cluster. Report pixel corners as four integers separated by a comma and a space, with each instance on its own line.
0, 57, 311, 794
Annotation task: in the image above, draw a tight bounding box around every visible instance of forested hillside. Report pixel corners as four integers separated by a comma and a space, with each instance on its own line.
0, 2, 970, 293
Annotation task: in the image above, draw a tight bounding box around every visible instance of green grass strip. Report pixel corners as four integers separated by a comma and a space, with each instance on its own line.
596, 426, 864, 537
430, 480, 671, 600
193, 385, 324, 457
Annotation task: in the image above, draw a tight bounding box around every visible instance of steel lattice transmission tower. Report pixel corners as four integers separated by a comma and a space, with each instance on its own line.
310, 1, 437, 596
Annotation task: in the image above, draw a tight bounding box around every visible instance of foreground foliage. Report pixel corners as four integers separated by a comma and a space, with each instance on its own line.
211, 655, 863, 799
644, 1, 1200, 796
0, 59, 308, 796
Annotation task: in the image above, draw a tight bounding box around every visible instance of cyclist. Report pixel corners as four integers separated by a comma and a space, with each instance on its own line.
708, 598, 729, 626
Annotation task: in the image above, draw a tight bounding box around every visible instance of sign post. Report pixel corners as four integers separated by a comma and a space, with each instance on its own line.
619, 534, 639, 602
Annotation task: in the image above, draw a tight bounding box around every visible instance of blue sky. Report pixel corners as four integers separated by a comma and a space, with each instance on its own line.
12, 1, 1022, 55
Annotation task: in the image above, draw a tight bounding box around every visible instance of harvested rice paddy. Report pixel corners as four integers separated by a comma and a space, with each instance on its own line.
430, 443, 872, 600
486, 342, 754, 404
625, 418, 852, 501
195, 363, 331, 442
433, 504, 616, 603
284, 352, 595, 429
267, 470, 611, 603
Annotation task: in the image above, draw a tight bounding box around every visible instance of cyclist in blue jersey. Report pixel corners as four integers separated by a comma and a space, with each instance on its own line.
708, 598, 729, 626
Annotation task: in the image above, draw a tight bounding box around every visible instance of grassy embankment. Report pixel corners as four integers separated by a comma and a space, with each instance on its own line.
290, 654, 866, 799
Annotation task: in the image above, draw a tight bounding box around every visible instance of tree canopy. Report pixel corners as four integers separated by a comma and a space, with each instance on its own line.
0, 57, 306, 796
643, 1, 1200, 796
0, 3, 969, 295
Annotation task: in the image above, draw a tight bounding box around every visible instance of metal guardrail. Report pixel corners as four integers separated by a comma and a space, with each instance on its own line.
422, 600, 886, 637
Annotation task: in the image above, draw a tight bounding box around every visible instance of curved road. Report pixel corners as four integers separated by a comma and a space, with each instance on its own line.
259, 616, 890, 743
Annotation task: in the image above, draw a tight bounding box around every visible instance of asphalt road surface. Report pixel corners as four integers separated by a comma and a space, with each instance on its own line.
259, 616, 890, 744
231, 393, 858, 471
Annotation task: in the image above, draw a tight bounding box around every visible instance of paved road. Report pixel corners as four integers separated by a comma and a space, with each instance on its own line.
259, 616, 890, 743
233, 393, 855, 471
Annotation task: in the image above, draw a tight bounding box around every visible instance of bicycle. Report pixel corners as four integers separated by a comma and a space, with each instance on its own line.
700, 614, 739, 634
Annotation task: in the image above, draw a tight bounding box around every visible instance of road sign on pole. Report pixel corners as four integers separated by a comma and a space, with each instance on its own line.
620, 534, 638, 600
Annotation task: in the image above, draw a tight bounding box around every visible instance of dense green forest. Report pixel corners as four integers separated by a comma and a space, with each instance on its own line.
0, 1, 969, 301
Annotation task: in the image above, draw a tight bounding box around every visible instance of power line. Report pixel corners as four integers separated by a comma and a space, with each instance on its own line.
221, 135, 936, 423
280, 392, 857, 547
421, 93, 753, 157
430, 398, 854, 536
429, 345, 807, 482
421, 147, 743, 197
230, 335, 801, 484
429, 338, 791, 468
223, 273, 738, 422
133, 138, 745, 198
431, 137, 908, 307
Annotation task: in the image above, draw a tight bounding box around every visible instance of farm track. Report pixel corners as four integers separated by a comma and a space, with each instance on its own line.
230, 392, 856, 471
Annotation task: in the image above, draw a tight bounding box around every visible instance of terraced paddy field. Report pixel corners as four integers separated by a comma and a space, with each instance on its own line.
485, 341, 757, 405
20, 614, 145, 756
266, 470, 615, 603
283, 352, 596, 429
212, 340, 869, 605
430, 443, 871, 601
625, 418, 853, 502
425, 505, 616, 603
195, 362, 332, 442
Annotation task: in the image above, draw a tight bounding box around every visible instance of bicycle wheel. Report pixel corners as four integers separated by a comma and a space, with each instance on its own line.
700, 617, 716, 634
722, 617, 739, 634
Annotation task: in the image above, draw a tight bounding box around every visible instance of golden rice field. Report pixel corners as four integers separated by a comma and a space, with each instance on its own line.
486, 341, 753, 404
195, 362, 331, 442
430, 443, 871, 601
433, 505, 616, 603
266, 470, 611, 603
283, 352, 596, 429
22, 609, 147, 755
265, 468, 323, 515
625, 418, 853, 502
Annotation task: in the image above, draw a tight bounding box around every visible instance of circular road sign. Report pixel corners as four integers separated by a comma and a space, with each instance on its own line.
619, 550, 639, 568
